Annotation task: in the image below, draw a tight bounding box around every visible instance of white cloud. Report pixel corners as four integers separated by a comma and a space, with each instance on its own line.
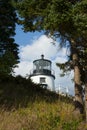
14, 35, 74, 95
14, 61, 33, 76
19, 35, 57, 61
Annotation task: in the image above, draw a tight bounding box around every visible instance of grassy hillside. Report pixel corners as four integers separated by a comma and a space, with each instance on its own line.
0, 76, 86, 130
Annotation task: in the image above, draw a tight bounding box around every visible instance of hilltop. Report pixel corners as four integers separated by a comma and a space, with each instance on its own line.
0, 75, 86, 130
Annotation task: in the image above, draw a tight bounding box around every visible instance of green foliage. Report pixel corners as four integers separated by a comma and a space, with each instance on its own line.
62, 120, 79, 130
15, 0, 87, 81
15, 0, 87, 38
0, 0, 19, 75
0, 75, 59, 109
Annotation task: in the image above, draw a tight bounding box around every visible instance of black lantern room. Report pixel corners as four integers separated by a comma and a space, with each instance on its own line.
30, 55, 55, 79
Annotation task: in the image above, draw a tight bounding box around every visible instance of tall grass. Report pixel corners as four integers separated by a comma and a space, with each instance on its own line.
0, 75, 86, 130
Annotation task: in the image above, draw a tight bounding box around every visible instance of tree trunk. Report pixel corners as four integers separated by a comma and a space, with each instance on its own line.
85, 71, 87, 122
73, 53, 84, 114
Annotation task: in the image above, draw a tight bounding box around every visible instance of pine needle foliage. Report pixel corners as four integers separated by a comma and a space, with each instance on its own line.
0, 0, 19, 75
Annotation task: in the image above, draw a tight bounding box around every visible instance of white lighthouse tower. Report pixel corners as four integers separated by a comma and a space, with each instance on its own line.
30, 55, 55, 91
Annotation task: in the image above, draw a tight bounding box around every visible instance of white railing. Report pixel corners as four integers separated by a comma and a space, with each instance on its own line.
51, 69, 55, 76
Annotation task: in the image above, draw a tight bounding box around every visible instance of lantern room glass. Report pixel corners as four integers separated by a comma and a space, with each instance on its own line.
33, 59, 51, 75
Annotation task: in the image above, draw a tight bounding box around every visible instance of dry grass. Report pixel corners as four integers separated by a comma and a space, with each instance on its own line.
0, 101, 85, 130
0, 76, 86, 130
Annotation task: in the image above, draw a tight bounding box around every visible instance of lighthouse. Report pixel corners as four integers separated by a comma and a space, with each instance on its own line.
30, 55, 55, 91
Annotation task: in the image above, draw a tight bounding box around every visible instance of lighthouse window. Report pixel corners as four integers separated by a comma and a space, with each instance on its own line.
40, 77, 46, 83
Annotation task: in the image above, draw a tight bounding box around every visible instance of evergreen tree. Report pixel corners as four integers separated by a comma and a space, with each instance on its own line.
15, 0, 87, 114
0, 0, 19, 75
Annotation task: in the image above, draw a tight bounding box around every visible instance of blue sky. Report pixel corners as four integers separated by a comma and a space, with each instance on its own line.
14, 24, 74, 95
15, 24, 44, 46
